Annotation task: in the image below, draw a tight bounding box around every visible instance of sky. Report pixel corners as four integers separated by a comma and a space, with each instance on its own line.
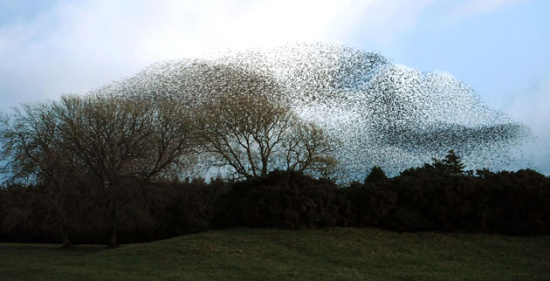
0, 0, 549, 173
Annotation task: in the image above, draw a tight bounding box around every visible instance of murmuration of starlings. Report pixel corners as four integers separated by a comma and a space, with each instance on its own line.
93, 42, 533, 179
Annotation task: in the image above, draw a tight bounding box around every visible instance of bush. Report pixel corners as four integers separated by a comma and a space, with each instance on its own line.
214, 170, 350, 229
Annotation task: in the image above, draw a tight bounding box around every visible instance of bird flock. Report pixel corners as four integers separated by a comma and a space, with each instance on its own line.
100, 43, 533, 178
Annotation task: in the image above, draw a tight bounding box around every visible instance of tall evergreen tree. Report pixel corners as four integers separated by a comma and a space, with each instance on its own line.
442, 150, 465, 176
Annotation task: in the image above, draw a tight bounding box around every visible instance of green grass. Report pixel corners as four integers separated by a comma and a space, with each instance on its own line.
1, 228, 549, 281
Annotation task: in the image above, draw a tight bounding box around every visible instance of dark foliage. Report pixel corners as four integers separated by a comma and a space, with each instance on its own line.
213, 170, 352, 229
349, 166, 550, 235
0, 179, 230, 244
1, 162, 549, 245
364, 165, 388, 185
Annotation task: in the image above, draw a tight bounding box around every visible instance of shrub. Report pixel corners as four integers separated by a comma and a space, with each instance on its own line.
214, 170, 349, 229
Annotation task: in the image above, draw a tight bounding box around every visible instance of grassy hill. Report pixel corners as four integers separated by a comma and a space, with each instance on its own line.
1, 227, 549, 281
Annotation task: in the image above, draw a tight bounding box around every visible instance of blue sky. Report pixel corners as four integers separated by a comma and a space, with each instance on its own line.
0, 0, 549, 173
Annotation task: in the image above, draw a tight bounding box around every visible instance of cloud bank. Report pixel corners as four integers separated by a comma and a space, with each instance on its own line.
0, 0, 449, 105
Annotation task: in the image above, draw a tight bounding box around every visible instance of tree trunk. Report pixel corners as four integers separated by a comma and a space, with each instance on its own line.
106, 196, 119, 248
56, 193, 74, 250
107, 228, 118, 248
60, 224, 74, 249
261, 156, 268, 176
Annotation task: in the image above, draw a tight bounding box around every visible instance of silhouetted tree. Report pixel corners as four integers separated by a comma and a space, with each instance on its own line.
1, 103, 80, 248
55, 94, 194, 247
364, 166, 388, 185
442, 150, 465, 175
197, 93, 336, 179
425, 150, 465, 176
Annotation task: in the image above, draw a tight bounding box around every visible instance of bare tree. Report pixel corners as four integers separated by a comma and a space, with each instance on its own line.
129, 96, 197, 182
53, 94, 194, 247
196, 93, 336, 179
1, 92, 195, 248
1, 103, 79, 248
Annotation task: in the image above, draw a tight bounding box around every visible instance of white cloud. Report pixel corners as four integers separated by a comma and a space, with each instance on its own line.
1, 0, 440, 107
453, 0, 525, 18
0, 0, 444, 60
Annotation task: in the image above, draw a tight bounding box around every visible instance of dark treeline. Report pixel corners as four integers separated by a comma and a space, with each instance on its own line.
1, 155, 549, 245
0, 177, 229, 244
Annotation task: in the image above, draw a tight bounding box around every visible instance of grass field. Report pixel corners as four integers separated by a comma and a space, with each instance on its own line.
1, 228, 549, 281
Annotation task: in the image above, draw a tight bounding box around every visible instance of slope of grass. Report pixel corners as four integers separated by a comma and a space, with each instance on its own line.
1, 228, 549, 281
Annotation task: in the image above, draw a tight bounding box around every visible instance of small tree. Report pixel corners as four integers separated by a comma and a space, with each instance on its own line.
442, 150, 465, 176
427, 150, 465, 176
364, 166, 388, 185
